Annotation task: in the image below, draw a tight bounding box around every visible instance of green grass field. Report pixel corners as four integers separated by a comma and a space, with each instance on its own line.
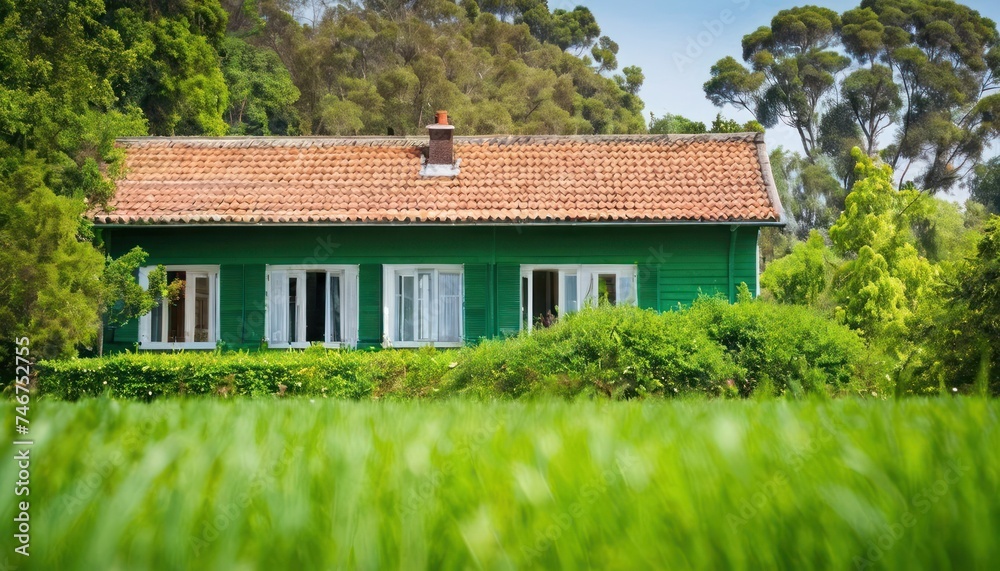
2, 398, 998, 570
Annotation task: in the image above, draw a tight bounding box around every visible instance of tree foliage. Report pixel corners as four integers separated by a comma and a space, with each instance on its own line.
0, 0, 231, 370
829, 150, 938, 338
970, 156, 1000, 213
649, 114, 706, 135
706, 0, 1000, 193
761, 230, 834, 306
223, 0, 645, 136
705, 6, 849, 160
0, 153, 104, 361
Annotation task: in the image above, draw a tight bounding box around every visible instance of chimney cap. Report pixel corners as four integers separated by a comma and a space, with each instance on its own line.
428, 109, 455, 131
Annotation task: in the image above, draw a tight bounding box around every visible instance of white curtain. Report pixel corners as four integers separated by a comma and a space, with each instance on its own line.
562, 273, 579, 314
269, 271, 288, 345
342, 268, 359, 347
618, 275, 635, 305
438, 273, 462, 342
397, 274, 415, 342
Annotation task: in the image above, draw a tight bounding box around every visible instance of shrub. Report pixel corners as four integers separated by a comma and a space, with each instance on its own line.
37, 301, 882, 401
686, 295, 886, 397
36, 348, 453, 401
448, 304, 738, 399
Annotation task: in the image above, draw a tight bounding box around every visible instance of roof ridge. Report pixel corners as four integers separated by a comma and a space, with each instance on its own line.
115, 133, 762, 148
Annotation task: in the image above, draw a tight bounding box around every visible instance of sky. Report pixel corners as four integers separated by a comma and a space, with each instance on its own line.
573, 0, 1000, 200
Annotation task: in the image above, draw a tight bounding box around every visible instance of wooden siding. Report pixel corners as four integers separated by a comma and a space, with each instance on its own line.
101, 225, 762, 352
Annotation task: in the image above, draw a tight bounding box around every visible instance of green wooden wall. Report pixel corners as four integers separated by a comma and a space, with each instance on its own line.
101, 224, 762, 351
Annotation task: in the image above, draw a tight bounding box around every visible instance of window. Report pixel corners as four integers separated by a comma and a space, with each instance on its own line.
267, 266, 358, 348
384, 265, 463, 347
139, 266, 219, 349
520, 265, 637, 331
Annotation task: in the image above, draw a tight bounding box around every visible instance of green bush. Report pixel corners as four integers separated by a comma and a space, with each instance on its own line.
448, 298, 879, 399
37, 348, 454, 401
686, 295, 887, 397
37, 300, 882, 401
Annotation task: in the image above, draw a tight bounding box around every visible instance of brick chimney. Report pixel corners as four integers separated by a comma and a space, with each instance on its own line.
421, 110, 460, 177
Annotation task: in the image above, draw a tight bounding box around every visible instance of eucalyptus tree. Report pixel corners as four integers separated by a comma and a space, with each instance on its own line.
705, 6, 850, 160
706, 0, 1000, 193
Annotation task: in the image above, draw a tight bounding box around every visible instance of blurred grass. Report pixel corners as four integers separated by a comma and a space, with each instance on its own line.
1, 398, 998, 570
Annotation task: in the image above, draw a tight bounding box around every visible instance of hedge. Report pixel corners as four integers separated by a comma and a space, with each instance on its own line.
36, 296, 888, 400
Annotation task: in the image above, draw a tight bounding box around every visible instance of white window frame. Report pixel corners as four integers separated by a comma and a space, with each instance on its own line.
265, 265, 359, 349
520, 264, 638, 332
138, 265, 220, 350
383, 264, 464, 348
520, 265, 582, 332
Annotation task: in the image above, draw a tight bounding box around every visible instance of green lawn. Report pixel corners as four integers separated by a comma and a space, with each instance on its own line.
2, 398, 998, 570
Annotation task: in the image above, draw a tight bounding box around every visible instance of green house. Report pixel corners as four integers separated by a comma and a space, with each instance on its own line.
93, 119, 783, 352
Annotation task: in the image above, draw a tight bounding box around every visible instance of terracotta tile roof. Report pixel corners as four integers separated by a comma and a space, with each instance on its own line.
92, 134, 784, 225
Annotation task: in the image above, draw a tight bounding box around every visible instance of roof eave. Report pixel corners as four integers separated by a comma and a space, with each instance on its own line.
754, 132, 787, 226
91, 219, 785, 228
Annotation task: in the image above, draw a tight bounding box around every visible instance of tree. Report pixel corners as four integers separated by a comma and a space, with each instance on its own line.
761, 230, 834, 305
707, 1, 1000, 193
913, 214, 1000, 395
649, 114, 706, 135
520, 5, 600, 51
841, 0, 1000, 192
226, 0, 647, 136
709, 114, 764, 134
221, 36, 301, 135
970, 157, 1000, 214
97, 247, 172, 356
591, 36, 618, 74
1, 0, 233, 374
704, 6, 849, 160
616, 65, 644, 97
109, 0, 231, 135
951, 215, 1000, 393
829, 149, 937, 338
818, 101, 864, 187
767, 147, 846, 239
840, 64, 900, 156
0, 154, 104, 363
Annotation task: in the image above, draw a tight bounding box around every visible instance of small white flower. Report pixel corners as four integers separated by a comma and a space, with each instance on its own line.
952, 387, 959, 393
148, 391, 153, 396
103, 381, 108, 385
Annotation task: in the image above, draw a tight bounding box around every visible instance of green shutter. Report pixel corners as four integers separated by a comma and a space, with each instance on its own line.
243, 264, 266, 346
638, 264, 658, 311
220, 265, 244, 347
496, 263, 522, 336
358, 264, 382, 348
464, 263, 489, 344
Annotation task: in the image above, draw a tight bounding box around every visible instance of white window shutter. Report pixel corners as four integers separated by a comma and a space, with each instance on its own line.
269, 271, 288, 345
343, 267, 359, 348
